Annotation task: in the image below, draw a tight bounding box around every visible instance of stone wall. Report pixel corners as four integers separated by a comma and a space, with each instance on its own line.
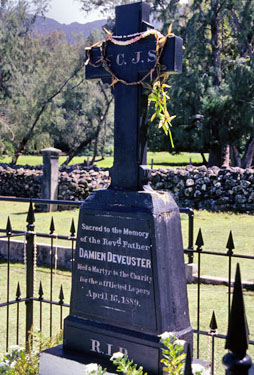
0, 164, 109, 201
57, 165, 109, 201
0, 164, 42, 197
1, 163, 254, 212
151, 165, 254, 212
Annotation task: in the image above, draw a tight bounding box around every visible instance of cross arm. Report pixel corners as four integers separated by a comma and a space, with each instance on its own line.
85, 47, 111, 80
160, 36, 183, 74
85, 35, 183, 81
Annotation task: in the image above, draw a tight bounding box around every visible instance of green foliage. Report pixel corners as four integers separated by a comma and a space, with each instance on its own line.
0, 330, 63, 375
108, 334, 197, 375
160, 334, 186, 375
85, 363, 106, 375
111, 353, 147, 375
0, 1, 113, 163
146, 0, 254, 164
147, 76, 176, 147
52, 78, 113, 158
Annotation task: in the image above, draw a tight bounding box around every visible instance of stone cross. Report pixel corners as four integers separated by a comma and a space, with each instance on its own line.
86, 2, 182, 190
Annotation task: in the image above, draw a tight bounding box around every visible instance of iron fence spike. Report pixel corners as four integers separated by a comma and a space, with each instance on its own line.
16, 282, 21, 299
195, 228, 204, 249
184, 343, 193, 375
209, 311, 218, 331
38, 281, 44, 298
225, 263, 249, 358
26, 200, 35, 225
50, 217, 55, 234
226, 231, 235, 251
6, 216, 12, 235
59, 285, 64, 304
70, 218, 76, 236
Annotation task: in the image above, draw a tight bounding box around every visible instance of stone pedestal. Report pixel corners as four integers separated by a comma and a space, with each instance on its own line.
39, 345, 115, 375
39, 346, 209, 375
63, 188, 192, 375
41, 147, 61, 212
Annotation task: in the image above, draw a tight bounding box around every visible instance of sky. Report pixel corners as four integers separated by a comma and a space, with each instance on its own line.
46, 0, 189, 25
45, 0, 104, 24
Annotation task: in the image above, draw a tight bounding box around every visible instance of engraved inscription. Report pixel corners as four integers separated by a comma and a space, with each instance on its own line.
90, 339, 128, 356
72, 215, 156, 330
110, 50, 156, 67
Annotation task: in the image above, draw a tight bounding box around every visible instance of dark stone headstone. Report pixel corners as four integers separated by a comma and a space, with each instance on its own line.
64, 190, 192, 374
62, 2, 191, 374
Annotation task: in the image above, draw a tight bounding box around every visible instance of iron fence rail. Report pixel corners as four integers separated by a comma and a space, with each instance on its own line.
0, 196, 253, 375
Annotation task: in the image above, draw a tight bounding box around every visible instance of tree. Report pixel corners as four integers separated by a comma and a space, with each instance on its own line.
53, 79, 113, 166
0, 4, 114, 164
0, 0, 48, 157
79, 0, 254, 167
0, 1, 89, 163
153, 0, 254, 167
49, 29, 114, 166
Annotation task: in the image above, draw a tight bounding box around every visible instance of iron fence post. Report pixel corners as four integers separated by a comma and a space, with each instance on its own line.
223, 264, 252, 375
25, 202, 35, 346
195, 228, 204, 359
188, 210, 194, 263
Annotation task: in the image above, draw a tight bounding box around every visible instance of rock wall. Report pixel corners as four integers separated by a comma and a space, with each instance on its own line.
151, 165, 254, 212
1, 163, 254, 212
0, 164, 109, 201
0, 165, 42, 197
58, 166, 109, 201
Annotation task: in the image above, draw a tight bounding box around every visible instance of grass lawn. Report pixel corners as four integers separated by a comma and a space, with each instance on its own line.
0, 262, 71, 354
0, 152, 208, 169
0, 262, 253, 375
1, 201, 254, 280
188, 283, 254, 374
182, 210, 254, 282
0, 201, 254, 374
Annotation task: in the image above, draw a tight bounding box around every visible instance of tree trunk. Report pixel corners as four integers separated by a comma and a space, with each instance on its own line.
208, 145, 221, 167
211, 0, 222, 86
230, 145, 241, 167
200, 152, 207, 165
241, 137, 254, 168
90, 138, 99, 165
208, 144, 230, 167
221, 144, 230, 167
207, 1, 223, 166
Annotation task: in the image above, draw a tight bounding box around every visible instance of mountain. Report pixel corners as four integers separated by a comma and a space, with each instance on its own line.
32, 15, 107, 42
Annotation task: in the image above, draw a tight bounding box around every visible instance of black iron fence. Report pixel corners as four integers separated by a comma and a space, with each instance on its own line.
0, 196, 253, 375
184, 228, 254, 360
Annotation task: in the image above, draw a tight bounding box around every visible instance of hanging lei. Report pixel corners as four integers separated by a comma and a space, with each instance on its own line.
85, 25, 178, 147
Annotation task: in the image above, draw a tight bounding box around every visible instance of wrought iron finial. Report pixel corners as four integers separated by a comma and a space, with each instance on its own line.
209, 311, 218, 333
195, 228, 204, 250
16, 282, 21, 301
38, 281, 44, 300
70, 218, 76, 237
6, 216, 12, 235
59, 285, 64, 305
226, 231, 235, 255
26, 200, 35, 226
49, 217, 55, 235
223, 263, 252, 375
